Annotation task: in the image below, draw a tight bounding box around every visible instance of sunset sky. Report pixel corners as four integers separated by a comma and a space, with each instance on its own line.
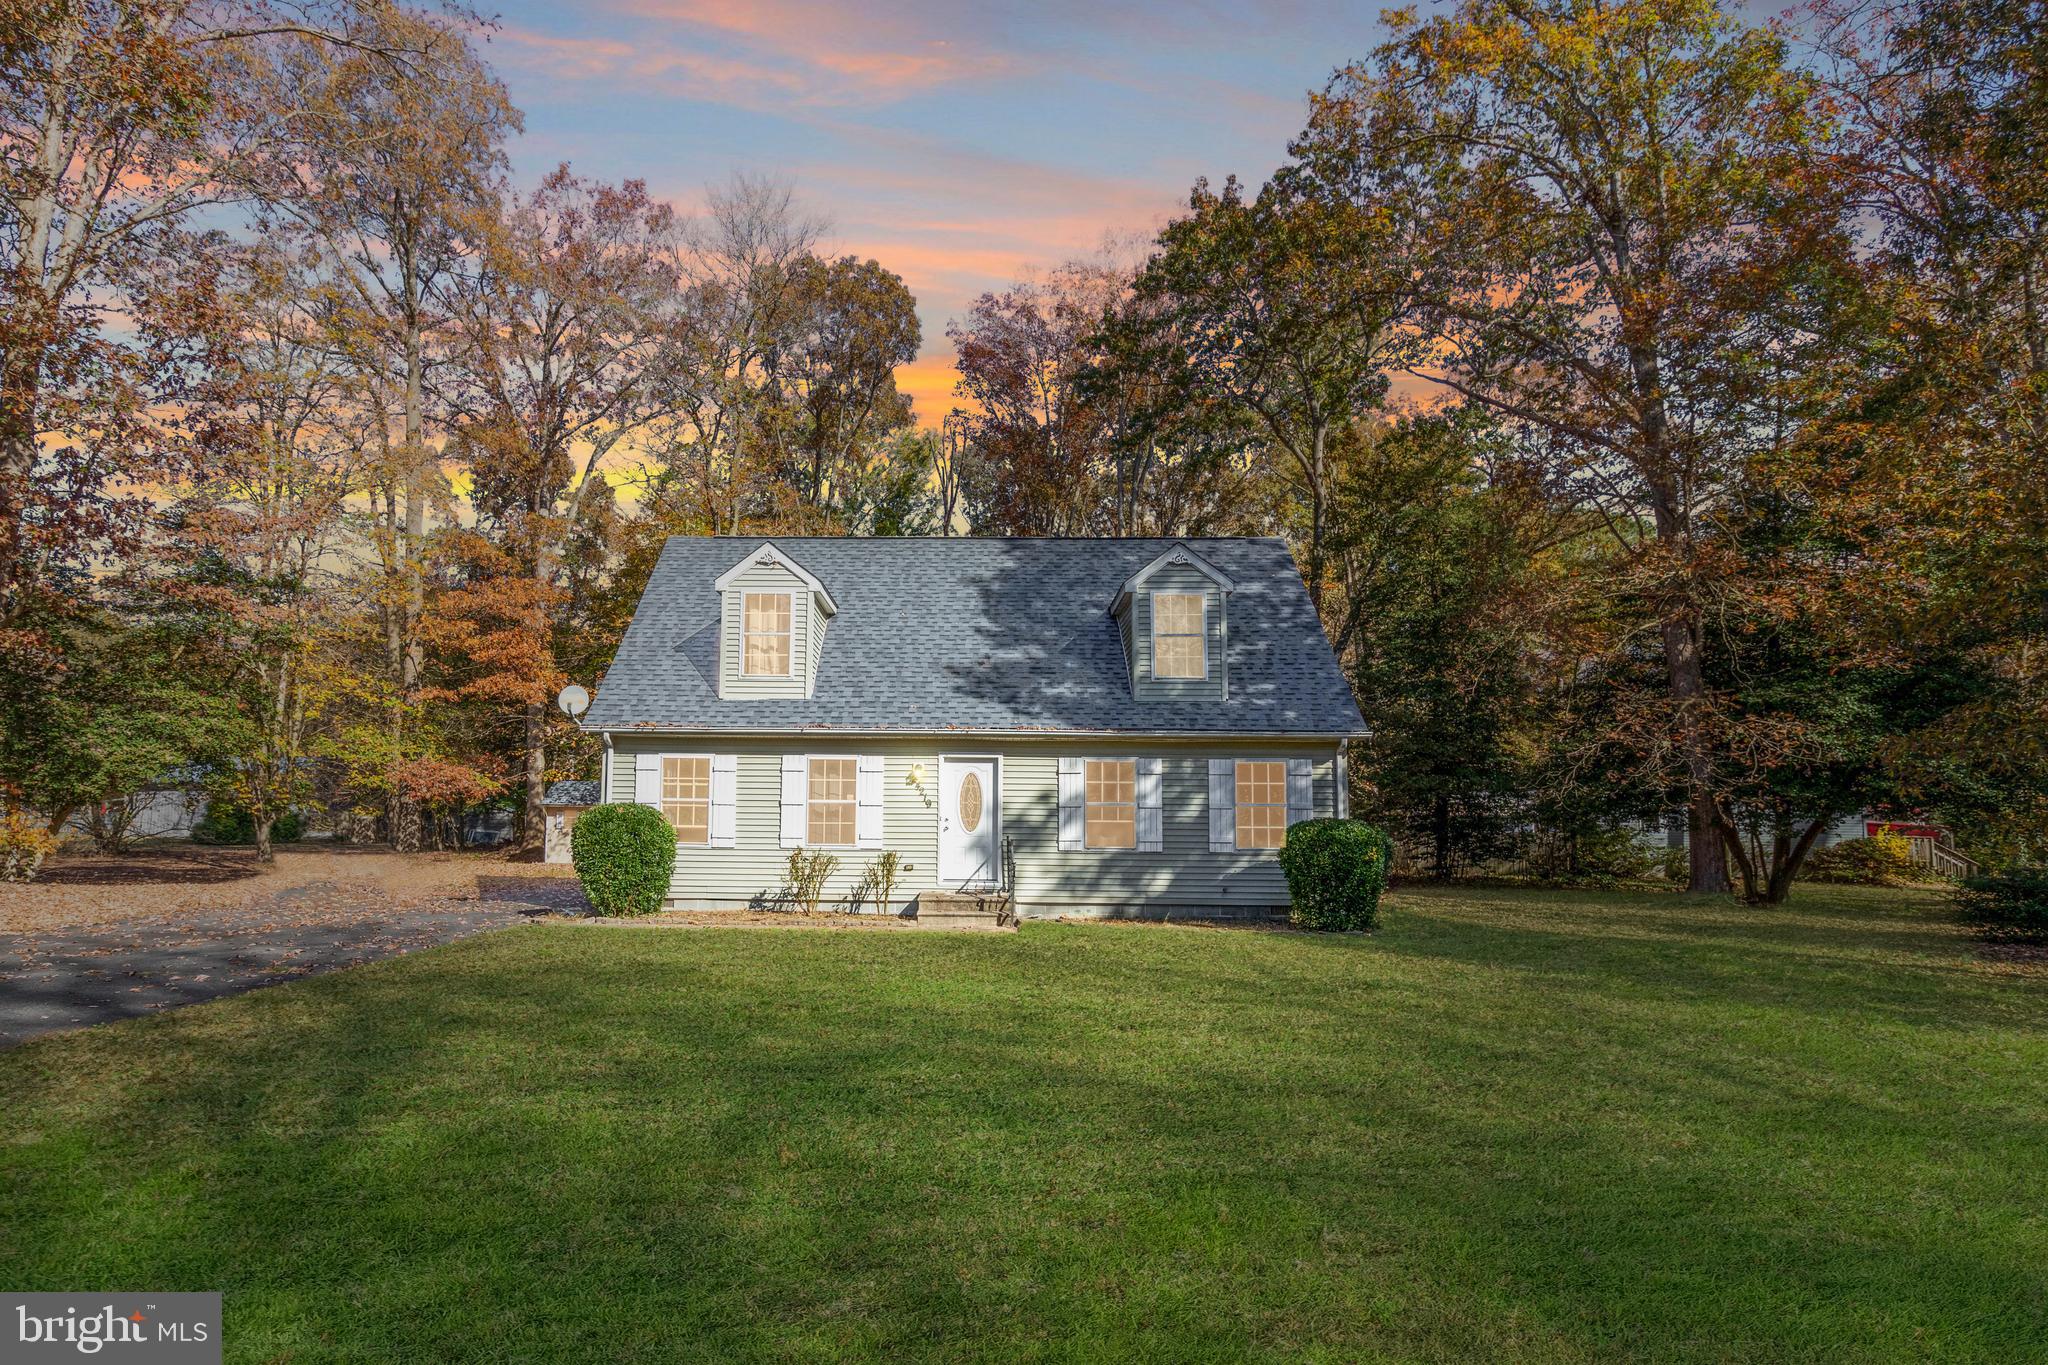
481, 0, 1393, 425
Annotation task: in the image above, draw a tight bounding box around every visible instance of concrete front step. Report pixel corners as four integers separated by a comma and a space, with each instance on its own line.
914, 889, 1015, 932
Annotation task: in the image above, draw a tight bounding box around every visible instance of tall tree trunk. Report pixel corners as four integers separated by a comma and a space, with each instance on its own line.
392, 304, 427, 853
1647, 478, 1730, 896
1760, 814, 1831, 906
0, 328, 45, 624
254, 815, 275, 866
1432, 793, 1451, 881
1304, 424, 1329, 614
522, 700, 545, 854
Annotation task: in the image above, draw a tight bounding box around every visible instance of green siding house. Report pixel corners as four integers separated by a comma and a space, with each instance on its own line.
582, 537, 1365, 919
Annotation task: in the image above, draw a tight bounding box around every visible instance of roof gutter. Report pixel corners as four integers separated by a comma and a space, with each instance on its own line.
584, 723, 1365, 741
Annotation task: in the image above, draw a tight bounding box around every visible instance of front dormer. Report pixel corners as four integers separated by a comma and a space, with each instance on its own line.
1111, 542, 1233, 700
714, 542, 837, 699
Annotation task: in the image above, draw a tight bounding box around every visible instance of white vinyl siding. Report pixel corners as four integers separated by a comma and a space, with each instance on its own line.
610, 736, 1336, 915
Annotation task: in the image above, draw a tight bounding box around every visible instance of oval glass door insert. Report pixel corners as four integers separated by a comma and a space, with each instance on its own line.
958, 772, 984, 833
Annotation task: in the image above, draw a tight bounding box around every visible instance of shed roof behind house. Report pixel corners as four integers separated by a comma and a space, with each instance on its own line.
584, 537, 1365, 737
542, 780, 601, 807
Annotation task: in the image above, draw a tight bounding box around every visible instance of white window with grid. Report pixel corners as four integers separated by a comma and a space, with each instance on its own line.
742, 591, 792, 676
1084, 758, 1136, 850
807, 756, 858, 847
1151, 591, 1206, 680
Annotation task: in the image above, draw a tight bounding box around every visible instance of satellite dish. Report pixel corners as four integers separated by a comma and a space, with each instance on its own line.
556, 684, 590, 719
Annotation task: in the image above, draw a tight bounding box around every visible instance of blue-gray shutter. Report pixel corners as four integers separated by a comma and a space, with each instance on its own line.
635, 752, 662, 808
1135, 757, 1163, 852
1208, 759, 1235, 852
1286, 757, 1314, 829
856, 754, 884, 849
780, 754, 807, 847
709, 753, 737, 847
1057, 756, 1084, 851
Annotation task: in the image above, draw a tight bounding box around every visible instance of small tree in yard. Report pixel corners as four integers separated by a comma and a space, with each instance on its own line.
570, 804, 676, 917
783, 849, 840, 914
1280, 819, 1395, 932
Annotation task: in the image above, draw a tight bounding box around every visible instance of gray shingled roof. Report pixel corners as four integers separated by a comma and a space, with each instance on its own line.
584, 537, 1365, 737
543, 780, 601, 806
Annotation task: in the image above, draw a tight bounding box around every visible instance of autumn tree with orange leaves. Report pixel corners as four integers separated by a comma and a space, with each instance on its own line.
442, 167, 678, 849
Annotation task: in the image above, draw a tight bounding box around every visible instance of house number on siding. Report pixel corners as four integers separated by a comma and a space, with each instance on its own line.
958, 772, 983, 833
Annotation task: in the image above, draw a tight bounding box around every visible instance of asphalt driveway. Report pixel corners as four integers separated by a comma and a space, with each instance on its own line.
0, 874, 586, 1048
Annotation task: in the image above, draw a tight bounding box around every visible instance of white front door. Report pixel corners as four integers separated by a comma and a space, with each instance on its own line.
938, 757, 998, 888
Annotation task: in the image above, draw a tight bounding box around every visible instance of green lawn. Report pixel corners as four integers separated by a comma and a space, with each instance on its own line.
3, 887, 2044, 1362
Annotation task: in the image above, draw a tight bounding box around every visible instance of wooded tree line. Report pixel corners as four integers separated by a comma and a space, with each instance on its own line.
1, 0, 930, 858
3, 0, 2042, 898
945, 0, 2048, 898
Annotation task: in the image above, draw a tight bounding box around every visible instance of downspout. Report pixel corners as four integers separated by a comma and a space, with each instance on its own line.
601, 730, 613, 799
1337, 738, 1349, 819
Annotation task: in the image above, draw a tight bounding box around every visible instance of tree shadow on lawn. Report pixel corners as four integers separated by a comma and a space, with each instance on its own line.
4, 928, 2045, 1359
1374, 885, 2036, 1034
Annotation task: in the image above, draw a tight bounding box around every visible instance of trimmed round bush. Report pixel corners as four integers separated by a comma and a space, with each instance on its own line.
1279, 818, 1394, 932
571, 803, 677, 917
1955, 869, 2048, 943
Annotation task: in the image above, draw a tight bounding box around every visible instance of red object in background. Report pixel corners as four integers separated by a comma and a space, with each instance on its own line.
1867, 821, 1945, 839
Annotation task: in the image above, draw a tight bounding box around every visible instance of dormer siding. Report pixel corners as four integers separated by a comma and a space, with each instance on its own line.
715, 549, 830, 699
1126, 563, 1227, 702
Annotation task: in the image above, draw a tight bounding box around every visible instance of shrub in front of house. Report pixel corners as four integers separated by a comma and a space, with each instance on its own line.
783, 848, 840, 914
1280, 818, 1394, 932
1800, 832, 1915, 886
1954, 869, 2048, 943
570, 803, 677, 916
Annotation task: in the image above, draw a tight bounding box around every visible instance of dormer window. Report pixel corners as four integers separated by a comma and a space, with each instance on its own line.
713, 542, 836, 699
1111, 542, 1233, 698
742, 592, 792, 676
1151, 592, 1206, 679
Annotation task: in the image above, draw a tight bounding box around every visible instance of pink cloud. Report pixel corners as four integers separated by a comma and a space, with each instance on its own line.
596, 0, 1020, 101
486, 25, 812, 106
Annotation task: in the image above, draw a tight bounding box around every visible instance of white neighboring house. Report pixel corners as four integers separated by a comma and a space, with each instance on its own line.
64, 787, 208, 845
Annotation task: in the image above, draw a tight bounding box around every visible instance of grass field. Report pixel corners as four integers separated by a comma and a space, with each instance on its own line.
3, 885, 2044, 1362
